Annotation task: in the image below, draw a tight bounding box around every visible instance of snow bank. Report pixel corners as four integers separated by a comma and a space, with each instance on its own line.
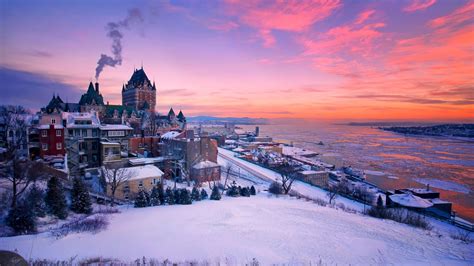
1, 195, 472, 264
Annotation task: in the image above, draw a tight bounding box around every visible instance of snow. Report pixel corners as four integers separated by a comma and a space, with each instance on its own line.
99, 124, 133, 130
414, 178, 471, 194
103, 165, 164, 181
161, 131, 182, 140
1, 194, 472, 264
389, 193, 434, 208
281, 145, 318, 156
37, 124, 64, 129
192, 160, 219, 169
100, 141, 120, 145
128, 157, 166, 166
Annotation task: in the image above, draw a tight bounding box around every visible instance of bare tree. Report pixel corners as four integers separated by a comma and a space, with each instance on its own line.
326, 178, 350, 205
0, 105, 46, 208
101, 161, 134, 206
142, 111, 158, 136
222, 163, 234, 193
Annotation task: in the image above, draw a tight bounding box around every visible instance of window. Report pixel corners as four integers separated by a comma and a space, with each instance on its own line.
92, 129, 98, 137
92, 154, 98, 162
82, 129, 88, 137
42, 130, 47, 137
56, 143, 62, 150
138, 181, 143, 187
56, 130, 61, 137
51, 118, 56, 124
108, 130, 125, 137
68, 129, 73, 136
42, 144, 48, 150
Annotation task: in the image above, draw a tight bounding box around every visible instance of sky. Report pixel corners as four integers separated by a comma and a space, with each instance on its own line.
0, 0, 473, 121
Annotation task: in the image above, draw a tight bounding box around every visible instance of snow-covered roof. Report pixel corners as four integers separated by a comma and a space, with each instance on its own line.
62, 112, 100, 128
429, 198, 450, 204
161, 131, 182, 140
105, 165, 164, 182
299, 170, 326, 175
389, 193, 434, 208
100, 124, 133, 130
129, 157, 166, 166
233, 147, 245, 152
408, 188, 436, 194
37, 124, 64, 129
100, 141, 120, 145
192, 160, 220, 169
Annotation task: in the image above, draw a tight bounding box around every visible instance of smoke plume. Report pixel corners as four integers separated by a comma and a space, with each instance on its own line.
95, 8, 143, 80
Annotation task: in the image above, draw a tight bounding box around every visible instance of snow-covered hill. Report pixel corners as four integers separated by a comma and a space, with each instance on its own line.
1, 194, 472, 265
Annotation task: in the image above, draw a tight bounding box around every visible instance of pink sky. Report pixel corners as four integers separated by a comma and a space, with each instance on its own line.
1, 0, 473, 121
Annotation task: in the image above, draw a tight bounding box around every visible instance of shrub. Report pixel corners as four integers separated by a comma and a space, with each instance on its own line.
149, 186, 161, 206
164, 187, 175, 205
268, 181, 283, 195
240, 187, 251, 197
226, 182, 240, 197
6, 201, 36, 235
210, 186, 221, 200
450, 229, 472, 243
191, 187, 201, 201
367, 207, 432, 230
200, 189, 208, 200
45, 176, 68, 219
51, 215, 108, 238
250, 185, 256, 195
179, 189, 192, 205
134, 190, 150, 208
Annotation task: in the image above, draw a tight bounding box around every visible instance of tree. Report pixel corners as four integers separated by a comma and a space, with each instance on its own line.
191, 187, 201, 201
25, 183, 46, 217
164, 187, 175, 205
241, 187, 251, 197
279, 169, 297, 195
180, 188, 192, 205
6, 200, 36, 234
250, 185, 256, 196
101, 162, 134, 206
0, 106, 43, 208
134, 189, 150, 208
70, 177, 92, 214
376, 195, 384, 208
226, 181, 240, 197
157, 183, 165, 205
268, 181, 283, 195
222, 163, 234, 194
150, 186, 161, 206
174, 189, 181, 204
200, 188, 208, 200
210, 185, 221, 200
326, 179, 350, 205
45, 176, 68, 219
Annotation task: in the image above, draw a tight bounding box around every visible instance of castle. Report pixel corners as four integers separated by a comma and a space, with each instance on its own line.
42, 67, 186, 131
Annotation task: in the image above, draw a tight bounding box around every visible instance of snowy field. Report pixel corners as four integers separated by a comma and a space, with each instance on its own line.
1, 194, 473, 265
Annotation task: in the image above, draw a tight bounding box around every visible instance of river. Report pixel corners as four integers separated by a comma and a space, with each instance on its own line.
240, 121, 474, 221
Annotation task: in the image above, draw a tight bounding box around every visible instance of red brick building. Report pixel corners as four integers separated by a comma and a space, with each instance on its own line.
39, 124, 65, 157
129, 136, 161, 157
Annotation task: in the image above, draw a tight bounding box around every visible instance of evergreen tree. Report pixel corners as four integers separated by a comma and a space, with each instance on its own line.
150, 186, 161, 206
174, 189, 181, 204
45, 176, 68, 219
241, 187, 251, 197
25, 184, 46, 217
6, 200, 36, 234
134, 189, 150, 208
200, 188, 208, 200
210, 185, 221, 200
70, 177, 92, 214
250, 185, 256, 195
376, 195, 384, 208
180, 188, 192, 205
157, 183, 165, 205
191, 187, 201, 201
164, 187, 175, 205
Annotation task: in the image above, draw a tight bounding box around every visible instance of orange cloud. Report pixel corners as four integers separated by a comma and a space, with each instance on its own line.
403, 0, 437, 12
225, 0, 341, 46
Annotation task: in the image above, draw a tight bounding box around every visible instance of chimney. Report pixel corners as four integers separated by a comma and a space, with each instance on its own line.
95, 82, 99, 93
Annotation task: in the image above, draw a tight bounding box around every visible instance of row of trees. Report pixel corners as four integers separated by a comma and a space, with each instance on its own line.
134, 185, 210, 208
6, 176, 93, 234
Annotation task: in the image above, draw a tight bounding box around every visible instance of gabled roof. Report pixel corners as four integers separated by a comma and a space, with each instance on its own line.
127, 68, 151, 86
79, 82, 104, 106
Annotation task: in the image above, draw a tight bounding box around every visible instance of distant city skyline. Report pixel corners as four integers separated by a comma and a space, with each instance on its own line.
1, 0, 473, 121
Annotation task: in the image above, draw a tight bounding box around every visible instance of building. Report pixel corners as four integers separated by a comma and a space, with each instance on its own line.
105, 164, 164, 200
62, 112, 101, 177
100, 142, 121, 163
190, 160, 221, 183
122, 67, 156, 111
297, 170, 329, 188
38, 124, 65, 157
99, 124, 133, 154
129, 136, 161, 157
160, 130, 220, 182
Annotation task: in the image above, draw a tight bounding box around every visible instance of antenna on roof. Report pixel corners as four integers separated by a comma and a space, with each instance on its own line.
141, 60, 143, 69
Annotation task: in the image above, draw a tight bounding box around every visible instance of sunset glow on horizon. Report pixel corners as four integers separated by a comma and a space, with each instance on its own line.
1, 0, 473, 121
